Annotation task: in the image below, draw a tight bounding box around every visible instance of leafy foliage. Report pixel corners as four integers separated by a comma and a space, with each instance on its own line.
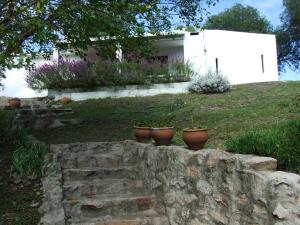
12, 143, 47, 177
276, 0, 300, 72
225, 119, 300, 173
189, 71, 231, 94
0, 0, 217, 81
7, 124, 47, 177
26, 58, 194, 90
203, 4, 273, 34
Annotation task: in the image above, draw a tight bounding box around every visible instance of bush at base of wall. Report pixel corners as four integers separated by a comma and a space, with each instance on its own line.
188, 70, 231, 94
26, 59, 194, 90
225, 119, 300, 173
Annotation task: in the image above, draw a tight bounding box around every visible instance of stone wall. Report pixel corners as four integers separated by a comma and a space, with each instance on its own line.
40, 141, 300, 225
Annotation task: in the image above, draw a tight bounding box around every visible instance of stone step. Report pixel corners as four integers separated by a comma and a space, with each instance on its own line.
69, 216, 169, 225
63, 167, 140, 183
61, 154, 124, 169
63, 195, 163, 220
63, 179, 145, 198
56, 142, 125, 154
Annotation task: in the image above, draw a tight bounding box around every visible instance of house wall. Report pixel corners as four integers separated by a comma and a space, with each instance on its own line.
184, 30, 279, 84
1, 58, 48, 98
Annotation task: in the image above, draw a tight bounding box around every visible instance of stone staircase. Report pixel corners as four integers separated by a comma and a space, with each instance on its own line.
58, 143, 169, 225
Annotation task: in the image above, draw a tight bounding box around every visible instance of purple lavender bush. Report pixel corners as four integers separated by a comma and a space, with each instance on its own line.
26, 57, 193, 90
26, 59, 93, 90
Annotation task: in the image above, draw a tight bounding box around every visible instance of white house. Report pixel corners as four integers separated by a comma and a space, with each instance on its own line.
1, 30, 279, 98
153, 29, 278, 84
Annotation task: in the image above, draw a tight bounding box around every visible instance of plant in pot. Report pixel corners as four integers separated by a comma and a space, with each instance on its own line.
133, 119, 152, 143
151, 115, 175, 146
183, 116, 208, 150
8, 98, 21, 109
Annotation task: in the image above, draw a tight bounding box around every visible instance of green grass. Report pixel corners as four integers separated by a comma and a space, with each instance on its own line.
226, 119, 300, 173
30, 81, 300, 150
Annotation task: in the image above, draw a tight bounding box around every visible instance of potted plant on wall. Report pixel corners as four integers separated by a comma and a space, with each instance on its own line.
183, 116, 208, 150
8, 98, 21, 109
151, 115, 175, 146
133, 119, 152, 143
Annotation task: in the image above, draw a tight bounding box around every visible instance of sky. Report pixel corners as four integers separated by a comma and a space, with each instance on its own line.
207, 0, 299, 81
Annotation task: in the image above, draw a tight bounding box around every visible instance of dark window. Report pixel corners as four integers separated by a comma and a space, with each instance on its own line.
190, 32, 199, 36
261, 54, 265, 73
150, 55, 168, 64
215, 58, 219, 73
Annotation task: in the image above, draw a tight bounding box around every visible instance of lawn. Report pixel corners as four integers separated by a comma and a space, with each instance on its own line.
30, 81, 300, 149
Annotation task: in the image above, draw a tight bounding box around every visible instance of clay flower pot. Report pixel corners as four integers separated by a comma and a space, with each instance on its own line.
133, 126, 152, 143
60, 97, 72, 105
151, 127, 175, 146
183, 128, 208, 150
8, 98, 21, 109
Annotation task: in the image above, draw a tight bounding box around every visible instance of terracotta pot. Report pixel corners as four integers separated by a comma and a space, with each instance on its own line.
60, 97, 72, 105
151, 127, 175, 146
133, 126, 152, 143
183, 128, 208, 150
8, 98, 21, 109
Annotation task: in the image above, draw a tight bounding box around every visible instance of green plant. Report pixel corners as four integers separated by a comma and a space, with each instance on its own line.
9, 126, 28, 147
189, 70, 231, 94
151, 114, 175, 128
225, 119, 300, 173
12, 143, 47, 177
134, 118, 152, 127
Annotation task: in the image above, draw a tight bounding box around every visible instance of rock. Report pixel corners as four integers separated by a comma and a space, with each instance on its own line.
242, 156, 277, 171
273, 203, 290, 219
30, 202, 39, 208
189, 218, 209, 225
196, 180, 212, 195
209, 211, 228, 225
48, 119, 65, 129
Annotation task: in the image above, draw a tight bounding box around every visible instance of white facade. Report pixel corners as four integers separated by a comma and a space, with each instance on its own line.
154, 30, 279, 84
1, 30, 279, 98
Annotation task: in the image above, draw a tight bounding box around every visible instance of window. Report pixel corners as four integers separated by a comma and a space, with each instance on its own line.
261, 54, 265, 73
215, 58, 219, 73
150, 55, 168, 64
190, 32, 199, 36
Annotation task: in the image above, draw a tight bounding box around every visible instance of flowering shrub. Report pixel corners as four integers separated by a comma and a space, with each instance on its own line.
26, 59, 94, 90
189, 71, 231, 94
26, 58, 194, 90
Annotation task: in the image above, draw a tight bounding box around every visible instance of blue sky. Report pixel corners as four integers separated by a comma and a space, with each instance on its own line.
207, 0, 299, 80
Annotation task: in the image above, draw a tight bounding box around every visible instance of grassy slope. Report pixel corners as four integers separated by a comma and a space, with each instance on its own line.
30, 81, 300, 149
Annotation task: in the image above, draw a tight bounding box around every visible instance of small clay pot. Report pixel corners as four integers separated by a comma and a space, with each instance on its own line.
183, 128, 208, 150
151, 127, 175, 146
60, 97, 72, 105
133, 126, 152, 143
8, 98, 21, 109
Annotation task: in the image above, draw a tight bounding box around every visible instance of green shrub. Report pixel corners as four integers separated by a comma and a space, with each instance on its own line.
189, 70, 231, 94
12, 143, 47, 177
225, 119, 300, 173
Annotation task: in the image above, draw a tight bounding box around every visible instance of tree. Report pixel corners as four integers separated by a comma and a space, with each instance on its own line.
276, 0, 300, 72
203, 4, 273, 34
0, 0, 218, 83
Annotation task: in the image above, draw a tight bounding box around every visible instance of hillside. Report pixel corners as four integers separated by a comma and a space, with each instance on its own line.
30, 81, 300, 149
